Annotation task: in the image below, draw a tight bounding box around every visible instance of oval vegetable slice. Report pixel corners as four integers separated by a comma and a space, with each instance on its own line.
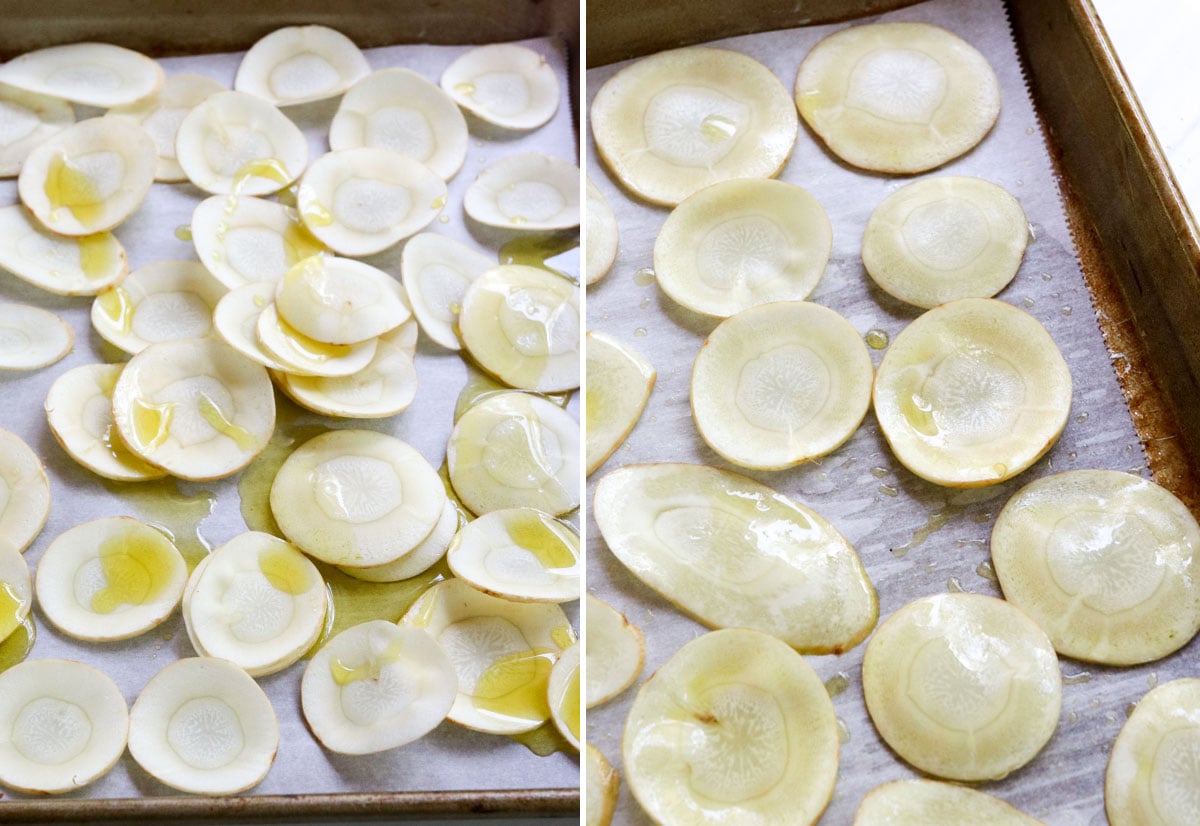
584, 593, 644, 708
595, 463, 877, 653
401, 232, 495, 350
585, 177, 617, 285
0, 42, 163, 107
447, 507, 579, 603
235, 25, 369, 106
108, 73, 226, 182
0, 204, 126, 296
0, 86, 73, 177
441, 43, 560, 131
274, 255, 409, 345
585, 331, 655, 476
855, 779, 1046, 825
0, 302, 72, 370
624, 628, 838, 825
0, 428, 50, 552
463, 152, 579, 231
191, 194, 326, 289
91, 260, 226, 355
586, 744, 620, 826
547, 642, 580, 750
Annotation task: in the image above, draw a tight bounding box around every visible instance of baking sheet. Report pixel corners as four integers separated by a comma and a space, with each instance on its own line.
0, 37, 580, 800
584, 0, 1180, 823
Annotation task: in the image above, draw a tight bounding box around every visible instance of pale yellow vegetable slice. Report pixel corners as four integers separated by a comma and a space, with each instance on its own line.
795, 22, 1001, 173
1106, 678, 1200, 826
235, 25, 369, 107
691, 301, 873, 470
0, 539, 31, 645
269, 429, 446, 567
338, 498, 459, 583
586, 744, 620, 826
547, 642, 580, 750
0, 204, 126, 296
458, 265, 579, 393
0, 42, 163, 107
400, 577, 574, 735
864, 177, 1028, 308
0, 302, 72, 370
441, 43, 560, 131
591, 47, 798, 206
872, 298, 1071, 487
585, 177, 617, 285
128, 657, 278, 795
255, 303, 378, 377
447, 507, 579, 603
585, 331, 654, 477
18, 116, 156, 235
594, 463, 877, 654
212, 282, 298, 372
855, 779, 1046, 825
862, 593, 1061, 781
463, 152, 579, 231
274, 254, 410, 344
0, 428, 50, 552
0, 84, 73, 177
401, 231, 495, 350
623, 628, 838, 825
111, 338, 276, 481
447, 391, 579, 517
35, 516, 187, 642
991, 469, 1200, 665
584, 593, 644, 708
331, 68, 468, 180
108, 73, 226, 182
191, 194, 326, 289
301, 620, 456, 754
91, 260, 226, 355
274, 329, 418, 419
0, 659, 128, 795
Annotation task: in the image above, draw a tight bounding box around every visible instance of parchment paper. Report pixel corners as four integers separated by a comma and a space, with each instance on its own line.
584, 1, 1177, 823
0, 37, 579, 800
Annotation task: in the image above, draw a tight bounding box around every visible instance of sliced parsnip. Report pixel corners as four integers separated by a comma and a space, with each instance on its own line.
991, 470, 1200, 665
585, 177, 617, 285
401, 232, 495, 350
547, 642, 580, 750
624, 628, 838, 825
691, 302, 873, 470
0, 659, 128, 795
591, 47, 798, 206
236, 25, 369, 106
441, 44, 560, 131
862, 593, 1061, 781
255, 303, 378, 377
584, 594, 644, 708
586, 744, 620, 826
873, 298, 1071, 487
400, 578, 574, 734
191, 195, 326, 289
274, 255, 410, 344
0, 428, 51, 552
0, 204, 126, 295
331, 68, 468, 180
212, 282, 299, 371
864, 177, 1028, 308
594, 463, 877, 653
338, 497, 460, 583
91, 260, 226, 355
585, 331, 654, 476
0, 85, 73, 177
447, 391, 579, 517
463, 152, 579, 231
0, 302, 72, 370
0, 539, 31, 645
108, 73, 226, 182
855, 779, 1046, 825
795, 22, 1000, 173
447, 507, 580, 603
274, 326, 418, 418
0, 43, 163, 107
128, 657, 278, 795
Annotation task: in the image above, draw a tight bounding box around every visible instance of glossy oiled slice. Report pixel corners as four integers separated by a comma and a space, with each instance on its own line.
212, 282, 299, 372
864, 177, 1029, 308
0, 85, 73, 177
0, 428, 50, 552
547, 642, 580, 750
338, 498, 460, 583
862, 593, 1061, 781
796, 22, 1000, 173
1106, 678, 1200, 826
447, 391, 580, 517
91, 260, 226, 355
594, 463, 877, 653
873, 298, 1071, 487
191, 195, 326, 289
274, 255, 410, 344
0, 659, 128, 794
441, 43, 560, 131
401, 232, 495, 350
400, 578, 574, 735
236, 25, 369, 106
270, 429, 446, 567
0, 540, 31, 645
585, 594, 644, 708
855, 780, 1045, 825
19, 116, 156, 235
108, 73, 226, 182
654, 180, 832, 316
447, 508, 579, 602
0, 303, 72, 370
331, 68, 468, 181
624, 628, 838, 825
585, 178, 617, 285
111, 338, 276, 480
255, 303, 378, 377
591, 47, 798, 206
458, 265, 580, 393
585, 331, 654, 476
128, 657, 278, 794
991, 470, 1200, 665
301, 620, 457, 754
0, 204, 126, 295
463, 153, 579, 231
691, 302, 873, 470
0, 43, 163, 107
586, 744, 620, 826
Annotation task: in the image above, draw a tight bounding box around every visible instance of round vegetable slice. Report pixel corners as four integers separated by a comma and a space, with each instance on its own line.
441, 43, 560, 131
591, 47, 798, 206
585, 331, 655, 477
584, 593, 644, 708
128, 657, 278, 795
91, 260, 226, 355
235, 25, 369, 107
594, 462, 877, 653
0, 659, 128, 794
0, 85, 73, 177
795, 22, 1001, 173
0, 204, 126, 296
274, 254, 410, 344
691, 301, 873, 470
586, 744, 620, 826
0, 42, 163, 107
623, 628, 838, 825
547, 642, 580, 750
301, 620, 456, 754
400, 231, 495, 350
274, 326, 418, 418
270, 429, 446, 567
255, 303, 378, 377
991, 469, 1200, 665
855, 779, 1045, 825
0, 539, 32, 645
0, 302, 72, 370
862, 593, 1061, 781
108, 73, 226, 182
338, 497, 459, 583
0, 428, 50, 552
585, 177, 617, 285
191, 194, 326, 289
654, 179, 832, 316
447, 391, 579, 517
872, 298, 1071, 487
463, 152, 579, 231
447, 507, 580, 603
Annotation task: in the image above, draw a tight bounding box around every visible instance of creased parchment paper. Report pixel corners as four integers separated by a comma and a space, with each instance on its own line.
585, 1, 1180, 823
0, 37, 579, 801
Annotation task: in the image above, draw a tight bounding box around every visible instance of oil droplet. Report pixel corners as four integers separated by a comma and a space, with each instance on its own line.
510, 721, 570, 756
131, 398, 176, 450
824, 672, 850, 698
946, 577, 964, 593
0, 583, 25, 643
1068, 451, 1077, 462
1061, 305, 1072, 316
330, 636, 404, 686
45, 152, 104, 225
870, 466, 889, 479
633, 327, 647, 338
923, 562, 937, 573
0, 616, 34, 673
992, 463, 1008, 478
103, 478, 215, 570
972, 511, 992, 524
499, 234, 578, 276
700, 113, 737, 142
92, 529, 179, 613
1068, 711, 1079, 724
259, 545, 314, 595
1025, 126, 1035, 135
975, 560, 998, 583
892, 510, 950, 558
1021, 297, 1035, 308
474, 647, 556, 725
1148, 672, 1159, 688
1125, 702, 1138, 718
639, 297, 651, 309
439, 215, 450, 224
878, 484, 898, 497
454, 81, 476, 96
301, 200, 335, 227
198, 393, 258, 451
1063, 670, 1092, 685
1076, 412, 1089, 424
1042, 272, 1053, 282
633, 268, 656, 287
1105, 712, 1117, 725
865, 329, 889, 350
836, 717, 851, 744
78, 233, 115, 279
174, 224, 193, 242
96, 286, 134, 335
505, 510, 578, 570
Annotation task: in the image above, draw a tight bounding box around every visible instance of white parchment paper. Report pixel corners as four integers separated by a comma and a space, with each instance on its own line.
584, 1, 1179, 823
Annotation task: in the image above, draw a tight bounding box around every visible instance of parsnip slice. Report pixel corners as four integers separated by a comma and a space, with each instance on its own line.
91, 260, 226, 355
235, 25, 369, 107
586, 744, 620, 826
274, 254, 410, 344
585, 177, 617, 285
463, 152, 579, 231
0, 659, 128, 794
108, 73, 226, 182
691, 301, 872, 470
0, 204, 126, 296
547, 642, 580, 750
400, 577, 573, 734
991, 469, 1200, 665
872, 298, 1071, 487
338, 498, 459, 583
191, 194, 326, 289
655, 179, 831, 316
623, 628, 838, 825
0, 428, 51, 552
0, 43, 163, 107
447, 507, 579, 603
0, 85, 73, 177
274, 327, 418, 418
0, 302, 72, 370
401, 232, 495, 350
255, 303, 378, 377
128, 657, 278, 794
591, 47, 798, 206
855, 779, 1045, 825
594, 463, 877, 653
585, 331, 655, 477
0, 539, 31, 645
796, 22, 1000, 173
584, 593, 644, 708
441, 44, 560, 131
862, 593, 1061, 781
